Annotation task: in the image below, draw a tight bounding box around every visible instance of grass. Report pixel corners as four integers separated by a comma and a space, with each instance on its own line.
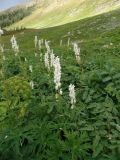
3, 8, 120, 68
0, 7, 120, 160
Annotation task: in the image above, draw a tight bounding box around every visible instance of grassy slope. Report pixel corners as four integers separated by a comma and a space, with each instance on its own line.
7, 0, 120, 29
2, 8, 120, 71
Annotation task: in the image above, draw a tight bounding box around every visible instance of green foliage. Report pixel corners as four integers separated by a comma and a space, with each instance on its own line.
3, 76, 31, 102
0, 53, 119, 159
0, 7, 120, 160
0, 6, 34, 28
80, 64, 120, 104
4, 58, 20, 78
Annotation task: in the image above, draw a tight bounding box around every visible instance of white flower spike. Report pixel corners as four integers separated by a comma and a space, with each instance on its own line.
73, 42, 81, 63
60, 40, 62, 46
10, 35, 19, 55
44, 52, 50, 70
34, 36, 38, 48
53, 56, 62, 94
45, 40, 51, 53
0, 45, 4, 53
69, 84, 76, 109
68, 38, 70, 47
3, 55, 5, 61
30, 81, 34, 89
29, 65, 33, 73
0, 27, 4, 36
38, 39, 42, 50
50, 50, 55, 67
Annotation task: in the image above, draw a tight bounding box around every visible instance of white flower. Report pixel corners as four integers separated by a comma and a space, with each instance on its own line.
44, 51, 50, 69
10, 35, 15, 43
68, 38, 70, 46
73, 42, 81, 62
69, 84, 76, 109
60, 89, 63, 95
34, 36, 38, 48
60, 40, 62, 46
14, 45, 19, 56
35, 52, 38, 57
29, 65, 33, 73
4, 135, 8, 139
0, 45, 4, 53
0, 27, 4, 36
41, 39, 44, 44
3, 55, 5, 61
50, 50, 55, 67
45, 40, 51, 53
10, 35, 19, 55
38, 39, 42, 50
40, 53, 42, 59
30, 81, 34, 89
73, 43, 80, 56
25, 57, 27, 62
53, 56, 61, 92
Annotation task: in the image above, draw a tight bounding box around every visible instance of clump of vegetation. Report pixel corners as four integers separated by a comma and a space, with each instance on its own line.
0, 6, 34, 28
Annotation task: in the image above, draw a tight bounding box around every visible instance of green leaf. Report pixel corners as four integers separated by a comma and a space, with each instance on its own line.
93, 143, 103, 158
113, 73, 120, 80
102, 76, 111, 83
82, 89, 88, 100
81, 126, 94, 131
116, 124, 120, 132
93, 134, 100, 149
47, 105, 54, 114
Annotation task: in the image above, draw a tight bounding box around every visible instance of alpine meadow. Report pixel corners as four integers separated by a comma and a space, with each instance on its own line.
0, 0, 120, 160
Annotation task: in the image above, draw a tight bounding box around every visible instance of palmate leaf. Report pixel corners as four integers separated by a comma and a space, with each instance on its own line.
102, 76, 112, 83
116, 124, 120, 132
112, 73, 120, 80
47, 105, 54, 114
81, 126, 94, 131
93, 134, 101, 149
92, 143, 103, 158
0, 101, 7, 120
58, 130, 91, 160
82, 88, 89, 100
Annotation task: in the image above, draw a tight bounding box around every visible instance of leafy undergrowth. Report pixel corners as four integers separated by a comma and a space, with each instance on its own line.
0, 9, 120, 160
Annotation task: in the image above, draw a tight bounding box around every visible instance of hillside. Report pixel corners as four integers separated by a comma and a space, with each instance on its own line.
0, 3, 35, 28
0, 6, 120, 159
7, 0, 120, 29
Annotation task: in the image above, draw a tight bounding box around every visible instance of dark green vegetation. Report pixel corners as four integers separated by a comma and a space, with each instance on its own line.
0, 8, 120, 160
0, 5, 34, 28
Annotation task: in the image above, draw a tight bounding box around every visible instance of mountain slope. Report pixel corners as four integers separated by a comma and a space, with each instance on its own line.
0, 2, 35, 28
7, 0, 120, 29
